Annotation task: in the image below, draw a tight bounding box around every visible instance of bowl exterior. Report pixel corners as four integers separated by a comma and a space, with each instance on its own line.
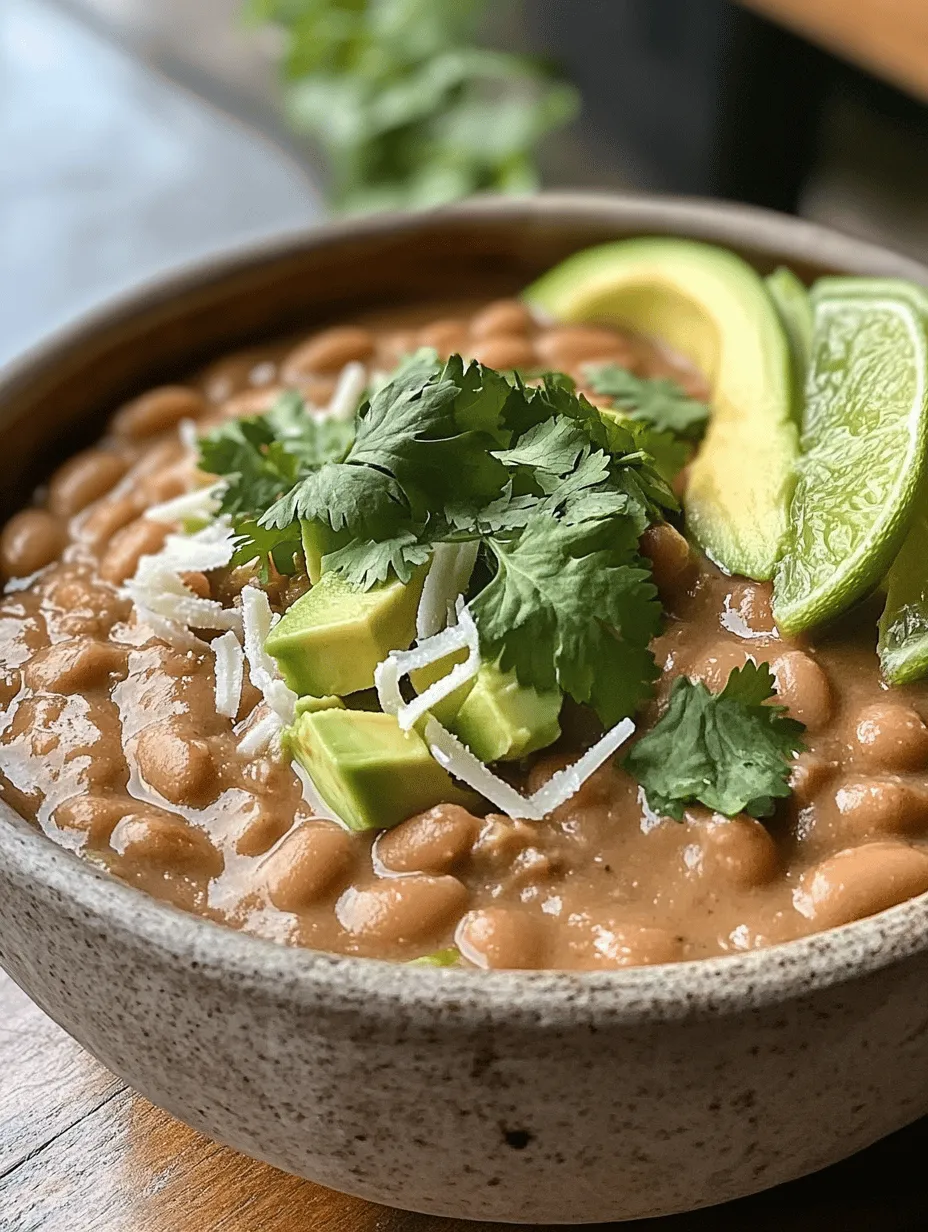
2, 193, 928, 1223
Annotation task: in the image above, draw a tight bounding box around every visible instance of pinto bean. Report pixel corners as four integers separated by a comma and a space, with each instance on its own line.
797, 841, 928, 928
99, 518, 168, 585
79, 496, 140, 548
375, 804, 479, 874
0, 510, 66, 577
337, 876, 468, 945
262, 821, 356, 911
834, 777, 928, 838
469, 299, 534, 340
283, 327, 374, 377
455, 907, 547, 969
111, 812, 222, 878
535, 325, 632, 370
112, 386, 207, 438
685, 640, 754, 693
789, 753, 836, 808
51, 794, 132, 847
48, 450, 128, 517
471, 336, 538, 371
566, 915, 684, 968
721, 580, 777, 639
771, 651, 832, 731
640, 522, 694, 601
853, 702, 928, 772
687, 811, 779, 888
23, 638, 128, 694
134, 718, 219, 807
417, 319, 470, 357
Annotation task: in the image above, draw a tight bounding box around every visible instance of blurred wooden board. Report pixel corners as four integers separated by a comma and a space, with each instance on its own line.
736, 0, 928, 102
2, 967, 927, 1231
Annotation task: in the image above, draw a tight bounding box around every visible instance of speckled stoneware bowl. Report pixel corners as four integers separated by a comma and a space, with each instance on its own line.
3, 194, 928, 1225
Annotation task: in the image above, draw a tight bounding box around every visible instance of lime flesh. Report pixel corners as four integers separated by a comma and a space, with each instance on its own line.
773, 279, 928, 636
880, 499, 928, 683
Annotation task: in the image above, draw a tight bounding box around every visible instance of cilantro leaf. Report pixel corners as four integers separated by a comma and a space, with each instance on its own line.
469, 512, 662, 725
624, 662, 806, 820
321, 532, 432, 588
585, 363, 709, 439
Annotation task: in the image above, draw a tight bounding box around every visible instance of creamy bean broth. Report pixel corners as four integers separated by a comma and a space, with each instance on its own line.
2, 298, 928, 970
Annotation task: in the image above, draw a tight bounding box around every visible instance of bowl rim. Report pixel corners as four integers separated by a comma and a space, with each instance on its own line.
3, 188, 928, 1029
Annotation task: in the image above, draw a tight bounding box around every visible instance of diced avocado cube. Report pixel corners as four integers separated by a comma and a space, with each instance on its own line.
286, 708, 475, 832
451, 662, 561, 762
294, 694, 345, 718
301, 519, 350, 584
265, 567, 426, 697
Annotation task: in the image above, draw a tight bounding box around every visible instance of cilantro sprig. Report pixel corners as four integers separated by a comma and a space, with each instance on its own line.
199, 354, 676, 724
624, 662, 806, 820
585, 363, 710, 438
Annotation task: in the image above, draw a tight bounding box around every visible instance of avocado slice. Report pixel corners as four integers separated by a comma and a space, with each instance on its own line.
526, 238, 798, 580
294, 694, 345, 717
265, 567, 426, 697
286, 707, 475, 831
411, 653, 561, 761
301, 520, 350, 584
766, 267, 813, 407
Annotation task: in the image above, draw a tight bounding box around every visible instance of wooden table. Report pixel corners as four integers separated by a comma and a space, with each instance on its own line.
737, 0, 928, 104
2, 969, 928, 1231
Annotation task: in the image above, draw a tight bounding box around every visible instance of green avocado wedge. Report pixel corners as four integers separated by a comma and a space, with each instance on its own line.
526, 238, 799, 580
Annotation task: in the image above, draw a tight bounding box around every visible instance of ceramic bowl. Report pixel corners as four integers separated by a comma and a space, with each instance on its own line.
2, 194, 928, 1225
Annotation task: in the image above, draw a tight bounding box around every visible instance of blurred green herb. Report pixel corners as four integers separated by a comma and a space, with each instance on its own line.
244, 0, 579, 213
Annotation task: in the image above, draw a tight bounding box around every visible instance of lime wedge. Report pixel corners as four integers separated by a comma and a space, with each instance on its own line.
773, 279, 928, 636
766, 267, 813, 403
879, 500, 928, 683
525, 237, 798, 580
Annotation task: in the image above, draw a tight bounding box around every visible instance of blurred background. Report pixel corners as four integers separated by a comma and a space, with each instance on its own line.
5, 0, 928, 365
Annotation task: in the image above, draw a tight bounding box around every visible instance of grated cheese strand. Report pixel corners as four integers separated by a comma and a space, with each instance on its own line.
241, 585, 297, 724
416, 541, 479, 639
425, 718, 544, 820
237, 710, 282, 757
213, 629, 244, 719
146, 481, 225, 525
323, 361, 368, 421
528, 718, 636, 815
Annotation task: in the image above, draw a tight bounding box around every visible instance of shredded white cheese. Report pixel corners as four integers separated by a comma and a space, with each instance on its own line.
213, 629, 244, 719
375, 606, 481, 732
146, 481, 225, 526
323, 361, 368, 421
416, 541, 479, 639
237, 709, 282, 757
126, 563, 241, 633
179, 417, 200, 454
241, 585, 297, 725
157, 521, 238, 573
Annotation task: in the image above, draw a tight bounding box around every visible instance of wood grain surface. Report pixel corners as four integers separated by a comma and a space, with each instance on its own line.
736, 0, 928, 103
1, 968, 927, 1231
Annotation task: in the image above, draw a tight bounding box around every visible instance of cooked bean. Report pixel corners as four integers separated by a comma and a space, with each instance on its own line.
471, 335, 537, 371
111, 386, 206, 438
523, 756, 613, 811
853, 702, 928, 772
688, 811, 779, 888
79, 496, 140, 548
789, 753, 836, 808
283, 326, 374, 377
566, 915, 684, 968
378, 329, 419, 365
797, 842, 928, 928
0, 509, 66, 577
375, 804, 479, 874
417, 319, 470, 357
99, 518, 168, 585
721, 580, 777, 639
263, 821, 356, 911
469, 300, 534, 340
134, 719, 219, 807
535, 325, 632, 369
834, 777, 928, 838
685, 640, 754, 692
180, 571, 211, 600
111, 812, 222, 878
51, 794, 131, 847
139, 464, 189, 505
221, 386, 284, 419
337, 876, 468, 945
456, 907, 547, 969
48, 450, 128, 518
640, 522, 694, 601
771, 651, 832, 731
23, 638, 127, 694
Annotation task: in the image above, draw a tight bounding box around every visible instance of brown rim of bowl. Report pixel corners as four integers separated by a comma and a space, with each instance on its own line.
2, 191, 928, 1030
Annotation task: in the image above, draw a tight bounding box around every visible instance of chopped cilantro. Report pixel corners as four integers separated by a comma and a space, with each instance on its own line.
470, 513, 662, 726
624, 662, 806, 820
585, 363, 709, 438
